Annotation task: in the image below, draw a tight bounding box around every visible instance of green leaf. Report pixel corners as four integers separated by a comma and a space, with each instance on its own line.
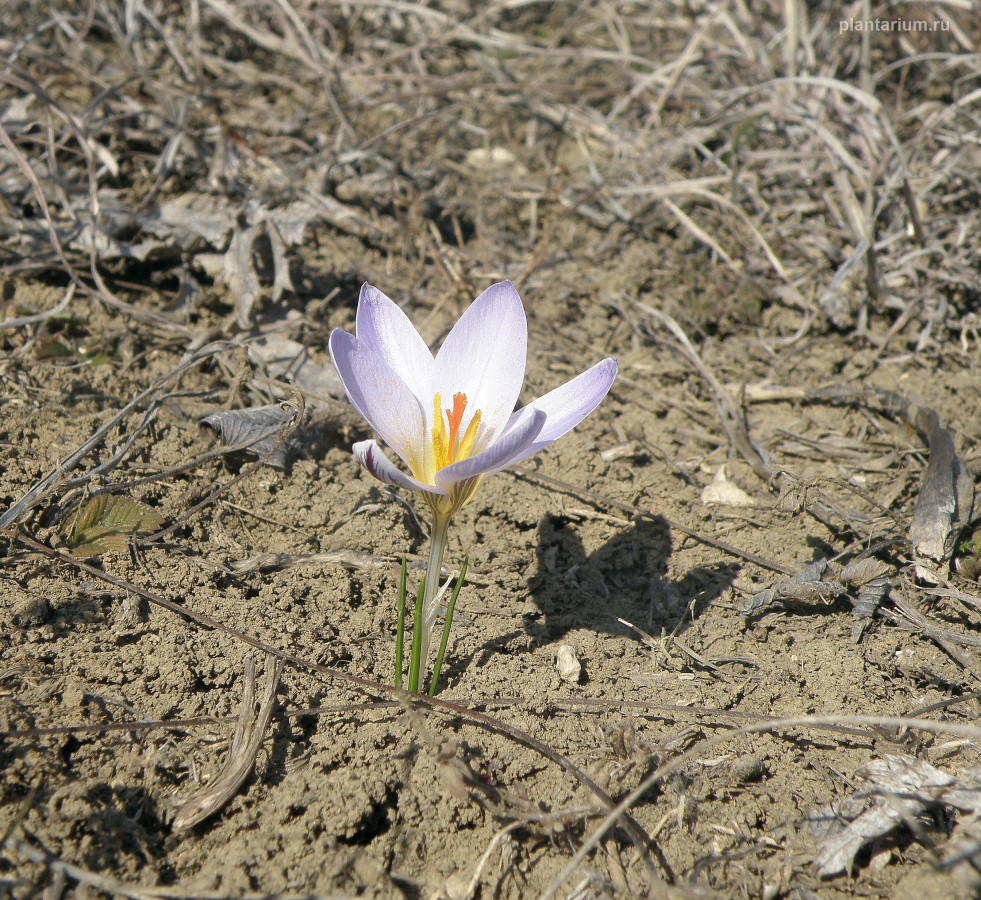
64, 494, 164, 557
36, 337, 73, 359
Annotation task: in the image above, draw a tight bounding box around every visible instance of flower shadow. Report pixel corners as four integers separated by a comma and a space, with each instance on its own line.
439, 513, 740, 688
521, 513, 737, 645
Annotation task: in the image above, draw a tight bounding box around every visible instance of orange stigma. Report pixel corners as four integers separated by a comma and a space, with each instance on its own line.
446, 392, 467, 451
431, 392, 481, 472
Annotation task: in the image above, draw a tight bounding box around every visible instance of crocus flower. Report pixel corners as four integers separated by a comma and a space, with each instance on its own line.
328, 280, 617, 690
328, 281, 617, 520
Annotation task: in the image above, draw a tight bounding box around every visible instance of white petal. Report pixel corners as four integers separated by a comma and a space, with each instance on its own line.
354, 440, 443, 494
498, 357, 618, 463
433, 281, 527, 446
355, 284, 434, 403
329, 329, 425, 469
435, 409, 546, 490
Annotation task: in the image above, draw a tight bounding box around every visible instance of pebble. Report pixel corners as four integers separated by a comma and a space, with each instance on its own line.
555, 645, 582, 684
729, 754, 766, 784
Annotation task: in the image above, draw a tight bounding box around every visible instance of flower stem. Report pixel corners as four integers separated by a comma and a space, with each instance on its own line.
415, 512, 451, 686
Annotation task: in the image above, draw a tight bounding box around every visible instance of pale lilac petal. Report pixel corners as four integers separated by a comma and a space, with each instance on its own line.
353, 440, 443, 494
355, 284, 434, 403
496, 357, 618, 464
433, 281, 527, 445
329, 329, 425, 468
435, 409, 546, 490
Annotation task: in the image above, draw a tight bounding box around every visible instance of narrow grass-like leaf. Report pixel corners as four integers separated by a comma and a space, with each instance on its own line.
407, 576, 426, 693
428, 557, 468, 697
394, 556, 407, 689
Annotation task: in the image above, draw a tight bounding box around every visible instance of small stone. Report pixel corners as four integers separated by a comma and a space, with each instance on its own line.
555, 645, 582, 684
729, 754, 766, 784
443, 873, 471, 900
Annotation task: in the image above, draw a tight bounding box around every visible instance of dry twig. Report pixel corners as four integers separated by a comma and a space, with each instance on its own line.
171, 655, 284, 831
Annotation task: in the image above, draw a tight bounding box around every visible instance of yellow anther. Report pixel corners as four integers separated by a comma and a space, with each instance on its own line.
432, 393, 449, 469
457, 409, 481, 460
